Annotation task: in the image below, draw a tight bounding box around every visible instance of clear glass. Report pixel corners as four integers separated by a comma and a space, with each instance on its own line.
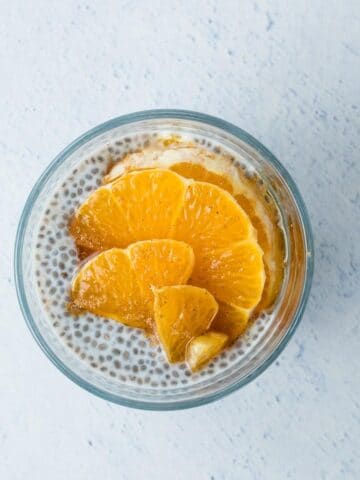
14, 110, 314, 410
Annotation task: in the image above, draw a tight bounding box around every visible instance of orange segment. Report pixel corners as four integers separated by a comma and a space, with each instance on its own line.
186, 331, 228, 372
70, 240, 195, 330
171, 160, 284, 312
170, 162, 233, 194
163, 157, 284, 312
71, 248, 149, 329
69, 187, 133, 251
212, 303, 250, 343
128, 240, 194, 304
70, 168, 266, 331
153, 285, 219, 363
172, 181, 254, 252
70, 169, 187, 253
71, 168, 256, 262
111, 169, 186, 242
103, 149, 284, 309
235, 193, 284, 312
192, 240, 265, 309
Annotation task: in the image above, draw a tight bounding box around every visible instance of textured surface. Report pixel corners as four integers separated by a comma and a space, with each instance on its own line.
1, 1, 359, 479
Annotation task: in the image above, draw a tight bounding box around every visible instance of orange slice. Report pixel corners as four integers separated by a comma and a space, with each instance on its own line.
153, 285, 218, 363
70, 168, 265, 334
70, 240, 194, 330
212, 303, 250, 343
172, 181, 254, 253
105, 147, 284, 312
110, 169, 186, 242
70, 169, 187, 252
186, 331, 228, 372
170, 162, 233, 194
235, 192, 284, 312
128, 240, 194, 305
171, 162, 284, 311
69, 188, 133, 252
72, 169, 254, 254
71, 248, 148, 329
192, 240, 265, 309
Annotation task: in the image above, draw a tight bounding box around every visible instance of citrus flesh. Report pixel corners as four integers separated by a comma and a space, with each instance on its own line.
70, 240, 194, 330
70, 168, 264, 316
186, 331, 229, 372
170, 162, 233, 194
128, 239, 194, 305
69, 187, 133, 252
212, 303, 250, 343
70, 248, 148, 329
192, 240, 265, 309
70, 169, 187, 252
104, 143, 284, 311
171, 181, 253, 252
153, 285, 219, 363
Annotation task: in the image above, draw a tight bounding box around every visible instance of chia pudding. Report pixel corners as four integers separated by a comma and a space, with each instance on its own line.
32, 131, 285, 389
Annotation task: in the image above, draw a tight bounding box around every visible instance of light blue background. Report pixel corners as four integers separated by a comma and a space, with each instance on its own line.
1, 1, 359, 479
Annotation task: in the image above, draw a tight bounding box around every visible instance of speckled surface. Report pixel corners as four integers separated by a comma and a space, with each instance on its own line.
1, 1, 359, 479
